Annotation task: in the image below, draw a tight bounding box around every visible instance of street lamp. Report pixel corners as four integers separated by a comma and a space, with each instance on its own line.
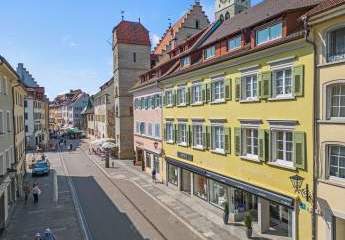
289, 174, 313, 202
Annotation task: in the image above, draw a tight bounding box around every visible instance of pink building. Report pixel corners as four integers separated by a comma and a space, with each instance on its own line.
131, 84, 163, 181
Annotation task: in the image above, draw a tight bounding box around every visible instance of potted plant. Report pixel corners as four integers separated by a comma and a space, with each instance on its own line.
244, 213, 253, 238
223, 202, 229, 225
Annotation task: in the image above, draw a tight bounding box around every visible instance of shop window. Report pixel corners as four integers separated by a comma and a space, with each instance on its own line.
269, 202, 293, 238
327, 26, 345, 63
181, 169, 191, 194
153, 155, 160, 174
327, 83, 345, 119
328, 145, 345, 180
193, 174, 207, 200
209, 179, 227, 208
168, 164, 178, 186
145, 152, 151, 168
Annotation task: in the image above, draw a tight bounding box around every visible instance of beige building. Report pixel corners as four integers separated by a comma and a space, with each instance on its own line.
94, 78, 115, 139
13, 80, 27, 197
0, 55, 18, 229
307, 1, 345, 239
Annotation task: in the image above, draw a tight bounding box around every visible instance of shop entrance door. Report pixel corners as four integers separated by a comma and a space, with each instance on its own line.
181, 169, 191, 194
153, 155, 160, 181
137, 149, 144, 170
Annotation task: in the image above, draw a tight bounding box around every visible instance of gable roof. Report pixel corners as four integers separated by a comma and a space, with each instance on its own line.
113, 20, 150, 46
305, 0, 345, 17
200, 0, 321, 48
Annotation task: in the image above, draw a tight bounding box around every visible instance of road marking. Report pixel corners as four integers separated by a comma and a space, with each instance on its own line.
57, 150, 93, 240
53, 170, 58, 202
80, 147, 208, 240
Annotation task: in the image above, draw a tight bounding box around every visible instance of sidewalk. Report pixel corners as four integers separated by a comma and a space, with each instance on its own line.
1, 152, 82, 240
80, 142, 252, 240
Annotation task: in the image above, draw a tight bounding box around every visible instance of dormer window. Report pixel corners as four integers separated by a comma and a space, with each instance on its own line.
204, 46, 216, 60
256, 22, 282, 46
228, 35, 241, 51
180, 56, 190, 68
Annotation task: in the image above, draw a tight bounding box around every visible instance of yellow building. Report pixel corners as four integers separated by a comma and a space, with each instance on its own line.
156, 1, 320, 239
13, 80, 27, 197
307, 1, 345, 239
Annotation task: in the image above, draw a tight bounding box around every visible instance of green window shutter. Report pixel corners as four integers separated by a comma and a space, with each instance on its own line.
260, 71, 272, 99
257, 73, 262, 98
210, 126, 213, 150
163, 93, 166, 106
163, 124, 166, 141
206, 83, 211, 103
235, 77, 241, 101
210, 82, 214, 102
172, 90, 176, 106
234, 127, 241, 156
293, 131, 306, 170
258, 129, 267, 161
293, 65, 304, 97
225, 78, 231, 100
173, 124, 177, 143
204, 125, 210, 149
191, 125, 195, 147
186, 88, 190, 105
187, 125, 191, 146
202, 84, 207, 102
225, 127, 231, 154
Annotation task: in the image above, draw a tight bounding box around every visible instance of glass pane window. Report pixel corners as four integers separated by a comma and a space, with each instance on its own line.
153, 155, 160, 174
212, 125, 224, 151
228, 35, 241, 50
192, 84, 202, 104
328, 27, 345, 62
145, 152, 151, 168
243, 74, 257, 100
166, 122, 173, 142
209, 179, 227, 208
256, 22, 282, 45
204, 46, 216, 59
244, 128, 258, 158
212, 80, 225, 101
177, 88, 186, 105
148, 123, 153, 136
273, 68, 292, 97
193, 124, 203, 147
0, 112, 4, 134
272, 130, 293, 167
168, 164, 178, 185
329, 145, 345, 179
330, 84, 345, 118
154, 123, 160, 138
178, 123, 187, 145
139, 122, 145, 135
180, 56, 190, 67
193, 174, 208, 200
165, 91, 173, 105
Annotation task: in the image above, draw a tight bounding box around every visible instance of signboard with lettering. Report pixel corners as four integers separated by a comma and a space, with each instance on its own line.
177, 152, 193, 161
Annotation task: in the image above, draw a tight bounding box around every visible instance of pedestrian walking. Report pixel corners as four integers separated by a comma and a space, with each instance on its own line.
32, 183, 41, 204
23, 182, 31, 205
152, 168, 157, 184
44, 228, 56, 240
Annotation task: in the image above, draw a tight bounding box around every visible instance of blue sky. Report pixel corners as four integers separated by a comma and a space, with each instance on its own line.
1, 0, 262, 99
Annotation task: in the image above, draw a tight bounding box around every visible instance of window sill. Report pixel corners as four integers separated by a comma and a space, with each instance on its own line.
191, 102, 203, 106
210, 149, 226, 155
317, 59, 345, 68
239, 99, 260, 103
210, 99, 226, 105
166, 140, 175, 144
318, 178, 345, 188
178, 143, 188, 147
268, 96, 295, 101
318, 119, 345, 124
192, 146, 205, 151
165, 105, 174, 108
177, 104, 187, 108
267, 162, 296, 171
240, 156, 260, 163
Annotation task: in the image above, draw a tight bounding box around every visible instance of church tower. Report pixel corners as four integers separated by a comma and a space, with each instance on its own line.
215, 0, 251, 21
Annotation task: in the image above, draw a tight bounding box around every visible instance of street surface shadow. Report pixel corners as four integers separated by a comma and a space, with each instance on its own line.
70, 175, 147, 240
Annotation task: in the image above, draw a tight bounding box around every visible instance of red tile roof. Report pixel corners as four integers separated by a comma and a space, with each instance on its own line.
305, 0, 345, 17
113, 20, 150, 46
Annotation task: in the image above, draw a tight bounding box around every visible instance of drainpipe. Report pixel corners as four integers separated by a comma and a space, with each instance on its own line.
303, 15, 318, 240
11, 83, 21, 166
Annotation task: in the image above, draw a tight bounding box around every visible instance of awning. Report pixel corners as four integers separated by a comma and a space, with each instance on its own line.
166, 157, 294, 208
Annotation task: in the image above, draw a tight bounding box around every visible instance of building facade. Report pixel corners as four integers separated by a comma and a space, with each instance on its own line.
307, 1, 345, 239
132, 1, 322, 239
215, 0, 251, 21
112, 20, 151, 159
81, 98, 95, 139
66, 92, 89, 129
131, 84, 163, 181
94, 78, 115, 139
0, 56, 18, 229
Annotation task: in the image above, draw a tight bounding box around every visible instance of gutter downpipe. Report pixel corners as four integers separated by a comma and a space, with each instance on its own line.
303, 15, 318, 240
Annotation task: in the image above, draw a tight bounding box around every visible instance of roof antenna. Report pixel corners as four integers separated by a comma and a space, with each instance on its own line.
138, 17, 141, 23
121, 10, 125, 21
168, 18, 172, 28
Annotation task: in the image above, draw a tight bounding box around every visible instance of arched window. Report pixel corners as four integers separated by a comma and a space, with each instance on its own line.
327, 144, 345, 179
327, 26, 345, 62
220, 14, 224, 22
326, 82, 345, 119
225, 12, 230, 20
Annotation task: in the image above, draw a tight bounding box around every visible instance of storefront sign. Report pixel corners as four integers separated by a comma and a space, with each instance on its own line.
177, 152, 193, 161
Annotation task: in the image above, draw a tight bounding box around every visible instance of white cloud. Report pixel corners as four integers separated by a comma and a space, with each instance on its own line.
61, 35, 79, 48
150, 33, 160, 48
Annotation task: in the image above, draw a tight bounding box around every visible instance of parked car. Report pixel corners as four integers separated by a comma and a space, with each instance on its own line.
32, 160, 50, 176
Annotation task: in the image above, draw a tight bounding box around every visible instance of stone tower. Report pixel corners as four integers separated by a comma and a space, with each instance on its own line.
112, 20, 151, 159
215, 0, 251, 21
